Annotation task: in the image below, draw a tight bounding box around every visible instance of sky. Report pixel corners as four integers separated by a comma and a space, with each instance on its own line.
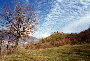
0, 0, 90, 38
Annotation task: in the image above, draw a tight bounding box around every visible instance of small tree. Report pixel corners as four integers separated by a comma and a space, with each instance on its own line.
0, 3, 38, 48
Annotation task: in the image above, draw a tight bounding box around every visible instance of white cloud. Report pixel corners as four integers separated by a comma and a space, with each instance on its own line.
56, 0, 63, 2
43, 2, 61, 26
80, 0, 90, 5
61, 13, 90, 33
32, 0, 90, 38
42, 0, 90, 34
25, 0, 29, 2
25, 0, 29, 4
40, 33, 50, 38
32, 31, 50, 39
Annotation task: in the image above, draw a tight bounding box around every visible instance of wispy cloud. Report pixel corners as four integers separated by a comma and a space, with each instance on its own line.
33, 0, 90, 38
56, 0, 63, 2
61, 13, 90, 33
80, 0, 90, 5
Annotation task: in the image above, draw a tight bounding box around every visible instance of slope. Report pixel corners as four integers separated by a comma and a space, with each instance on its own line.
1, 43, 90, 61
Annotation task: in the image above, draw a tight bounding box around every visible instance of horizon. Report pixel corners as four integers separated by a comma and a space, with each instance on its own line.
0, 0, 90, 39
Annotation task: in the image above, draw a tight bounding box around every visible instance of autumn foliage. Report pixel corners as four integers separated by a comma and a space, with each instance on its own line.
0, 1, 38, 55
25, 28, 90, 49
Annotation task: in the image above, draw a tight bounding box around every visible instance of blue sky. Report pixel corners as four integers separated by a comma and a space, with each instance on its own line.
0, 0, 90, 38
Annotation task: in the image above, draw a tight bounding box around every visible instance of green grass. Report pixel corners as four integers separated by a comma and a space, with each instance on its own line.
1, 43, 90, 61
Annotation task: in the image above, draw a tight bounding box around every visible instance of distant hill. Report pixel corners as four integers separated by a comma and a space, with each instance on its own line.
25, 28, 90, 49
19, 36, 39, 44
0, 31, 39, 45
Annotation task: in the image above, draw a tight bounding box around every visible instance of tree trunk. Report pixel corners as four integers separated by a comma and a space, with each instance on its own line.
0, 40, 2, 56
15, 38, 19, 48
0, 46, 1, 56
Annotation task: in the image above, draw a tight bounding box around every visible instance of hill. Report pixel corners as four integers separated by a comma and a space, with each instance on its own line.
24, 28, 90, 49
1, 43, 90, 61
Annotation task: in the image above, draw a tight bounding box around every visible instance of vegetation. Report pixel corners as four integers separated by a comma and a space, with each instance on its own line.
25, 28, 90, 49
1, 43, 90, 61
0, 1, 38, 55
0, 1, 90, 61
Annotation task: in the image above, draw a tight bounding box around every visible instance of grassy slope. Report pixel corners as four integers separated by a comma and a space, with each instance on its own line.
1, 43, 90, 61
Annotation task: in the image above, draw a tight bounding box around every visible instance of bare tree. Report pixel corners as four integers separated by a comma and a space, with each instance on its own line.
0, 2, 38, 48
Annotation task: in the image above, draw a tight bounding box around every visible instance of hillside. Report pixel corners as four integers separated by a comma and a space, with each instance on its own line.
25, 28, 90, 49
78, 28, 90, 43
1, 43, 90, 61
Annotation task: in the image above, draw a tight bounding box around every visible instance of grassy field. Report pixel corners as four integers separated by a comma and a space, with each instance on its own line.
0, 43, 90, 61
